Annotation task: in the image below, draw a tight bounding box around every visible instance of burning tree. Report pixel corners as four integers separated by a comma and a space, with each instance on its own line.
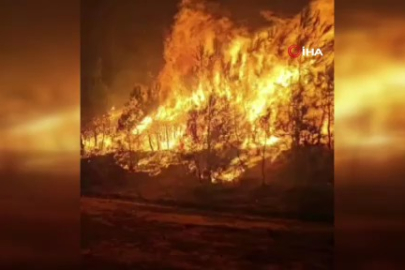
114, 86, 148, 171
81, 0, 334, 183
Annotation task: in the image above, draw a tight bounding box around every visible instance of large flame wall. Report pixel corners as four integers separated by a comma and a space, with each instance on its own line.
82, 0, 334, 182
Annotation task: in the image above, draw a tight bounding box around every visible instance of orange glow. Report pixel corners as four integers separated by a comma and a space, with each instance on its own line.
335, 15, 405, 156
1, 107, 79, 152
82, 0, 334, 181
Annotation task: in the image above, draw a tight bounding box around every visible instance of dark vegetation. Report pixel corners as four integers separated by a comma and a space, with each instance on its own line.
81, 125, 333, 270
81, 146, 333, 223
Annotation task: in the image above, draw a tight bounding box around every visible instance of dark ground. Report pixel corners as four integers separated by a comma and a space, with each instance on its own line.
81, 152, 333, 269
81, 197, 333, 270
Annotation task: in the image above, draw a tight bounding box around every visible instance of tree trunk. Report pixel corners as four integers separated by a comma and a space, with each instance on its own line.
127, 130, 133, 171
101, 130, 105, 151
206, 96, 213, 182
165, 125, 169, 150
156, 133, 161, 150
148, 133, 154, 151
94, 132, 98, 149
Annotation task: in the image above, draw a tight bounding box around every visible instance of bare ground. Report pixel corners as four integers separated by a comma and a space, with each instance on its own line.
81, 197, 333, 270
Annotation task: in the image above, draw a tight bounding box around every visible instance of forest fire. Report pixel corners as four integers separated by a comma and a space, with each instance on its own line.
81, 0, 334, 182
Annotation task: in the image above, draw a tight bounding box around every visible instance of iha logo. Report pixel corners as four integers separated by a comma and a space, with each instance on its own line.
288, 45, 323, 58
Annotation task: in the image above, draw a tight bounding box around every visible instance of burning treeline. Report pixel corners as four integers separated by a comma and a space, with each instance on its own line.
81, 0, 334, 183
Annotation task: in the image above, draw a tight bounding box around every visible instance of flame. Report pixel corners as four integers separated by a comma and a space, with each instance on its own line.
82, 0, 334, 182
132, 116, 153, 134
